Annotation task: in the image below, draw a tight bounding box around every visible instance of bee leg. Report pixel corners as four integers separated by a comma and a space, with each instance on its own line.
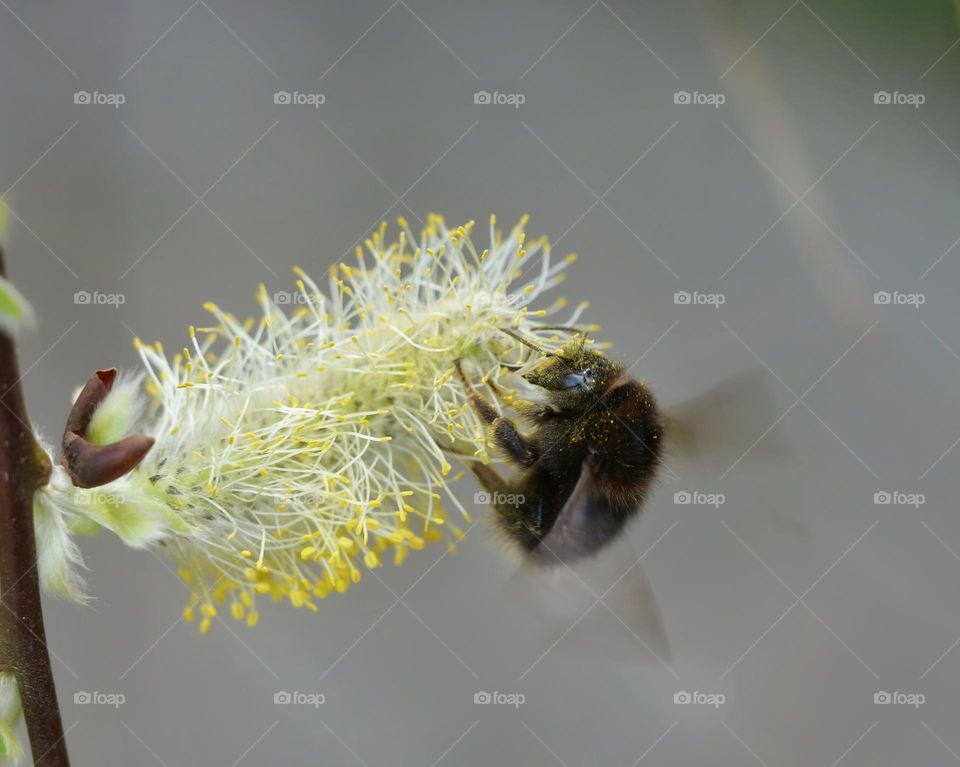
491, 418, 539, 468
485, 380, 552, 423
455, 359, 539, 468
485, 377, 515, 407
439, 445, 479, 458
468, 462, 508, 495
453, 359, 499, 423
481, 365, 558, 421
467, 463, 540, 544
509, 397, 557, 420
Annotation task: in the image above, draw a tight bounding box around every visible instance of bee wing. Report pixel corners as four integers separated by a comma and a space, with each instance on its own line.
526, 457, 620, 565
507, 535, 671, 664
663, 372, 812, 543
505, 459, 671, 663
662, 371, 788, 469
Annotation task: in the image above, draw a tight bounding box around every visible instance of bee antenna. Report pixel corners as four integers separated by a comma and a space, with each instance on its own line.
529, 325, 590, 351
529, 324, 584, 335
499, 327, 556, 358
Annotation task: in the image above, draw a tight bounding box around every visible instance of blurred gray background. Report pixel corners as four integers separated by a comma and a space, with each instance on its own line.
3, 0, 960, 764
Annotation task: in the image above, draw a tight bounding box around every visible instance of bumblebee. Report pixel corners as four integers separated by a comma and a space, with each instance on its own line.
454, 330, 664, 564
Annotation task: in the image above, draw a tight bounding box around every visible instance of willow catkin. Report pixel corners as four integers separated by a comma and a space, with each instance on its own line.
33, 214, 588, 632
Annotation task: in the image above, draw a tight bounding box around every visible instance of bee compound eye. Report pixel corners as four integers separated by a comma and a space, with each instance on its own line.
562, 372, 588, 389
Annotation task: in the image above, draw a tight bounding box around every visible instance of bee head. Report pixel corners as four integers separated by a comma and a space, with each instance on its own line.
521, 339, 622, 407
